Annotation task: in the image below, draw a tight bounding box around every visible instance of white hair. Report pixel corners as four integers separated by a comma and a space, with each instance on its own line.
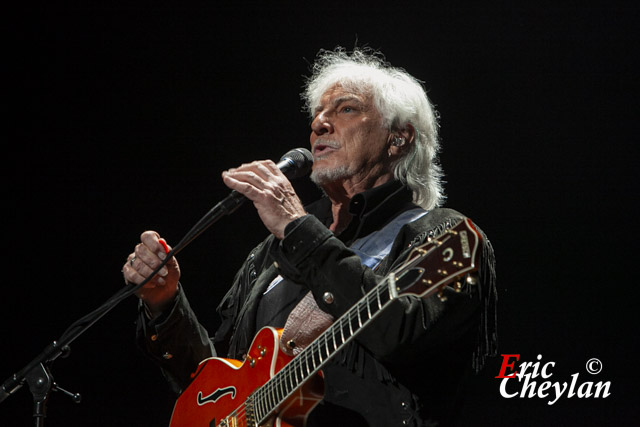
302, 47, 445, 210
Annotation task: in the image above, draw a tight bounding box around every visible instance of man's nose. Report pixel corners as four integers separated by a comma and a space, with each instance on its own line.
311, 112, 333, 135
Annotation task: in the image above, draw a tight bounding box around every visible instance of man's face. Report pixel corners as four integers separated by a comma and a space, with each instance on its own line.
309, 84, 391, 187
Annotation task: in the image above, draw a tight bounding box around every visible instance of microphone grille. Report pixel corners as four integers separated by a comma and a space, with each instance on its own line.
280, 148, 313, 178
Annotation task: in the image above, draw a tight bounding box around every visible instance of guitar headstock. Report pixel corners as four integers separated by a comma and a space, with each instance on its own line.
394, 218, 482, 300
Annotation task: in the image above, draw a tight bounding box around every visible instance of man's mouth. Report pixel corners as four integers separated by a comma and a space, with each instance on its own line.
312, 141, 340, 157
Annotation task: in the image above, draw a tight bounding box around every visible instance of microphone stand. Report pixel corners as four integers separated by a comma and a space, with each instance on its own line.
0, 190, 247, 425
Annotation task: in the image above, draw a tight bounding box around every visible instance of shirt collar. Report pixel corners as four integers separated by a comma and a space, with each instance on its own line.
307, 180, 416, 244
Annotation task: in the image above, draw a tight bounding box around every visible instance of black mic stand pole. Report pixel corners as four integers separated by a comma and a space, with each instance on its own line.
0, 190, 247, 425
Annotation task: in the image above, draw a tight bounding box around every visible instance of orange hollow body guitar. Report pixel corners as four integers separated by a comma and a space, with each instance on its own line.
170, 327, 323, 427
170, 218, 482, 427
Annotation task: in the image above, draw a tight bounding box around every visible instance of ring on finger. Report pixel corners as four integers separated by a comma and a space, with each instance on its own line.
130, 256, 136, 266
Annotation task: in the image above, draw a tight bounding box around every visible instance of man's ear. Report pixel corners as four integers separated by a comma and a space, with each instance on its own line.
388, 123, 416, 157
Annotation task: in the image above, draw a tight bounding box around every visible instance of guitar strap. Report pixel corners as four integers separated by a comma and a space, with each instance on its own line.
279, 207, 427, 356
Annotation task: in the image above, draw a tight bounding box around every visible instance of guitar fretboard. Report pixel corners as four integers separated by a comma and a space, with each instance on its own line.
252, 275, 397, 424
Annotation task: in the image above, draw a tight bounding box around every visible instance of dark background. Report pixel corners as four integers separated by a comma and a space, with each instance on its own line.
2, 2, 638, 426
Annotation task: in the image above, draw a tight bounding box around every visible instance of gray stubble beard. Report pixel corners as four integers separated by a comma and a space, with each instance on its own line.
309, 164, 353, 187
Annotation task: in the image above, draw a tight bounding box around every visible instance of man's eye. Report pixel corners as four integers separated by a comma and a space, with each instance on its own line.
341, 106, 354, 113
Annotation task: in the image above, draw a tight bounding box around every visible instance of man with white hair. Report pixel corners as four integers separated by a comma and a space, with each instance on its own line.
124, 47, 496, 426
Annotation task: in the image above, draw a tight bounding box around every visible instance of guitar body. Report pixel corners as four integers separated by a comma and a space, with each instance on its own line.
170, 327, 324, 427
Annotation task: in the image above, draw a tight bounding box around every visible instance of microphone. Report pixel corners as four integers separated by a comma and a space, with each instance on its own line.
276, 147, 314, 179
219, 147, 313, 213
